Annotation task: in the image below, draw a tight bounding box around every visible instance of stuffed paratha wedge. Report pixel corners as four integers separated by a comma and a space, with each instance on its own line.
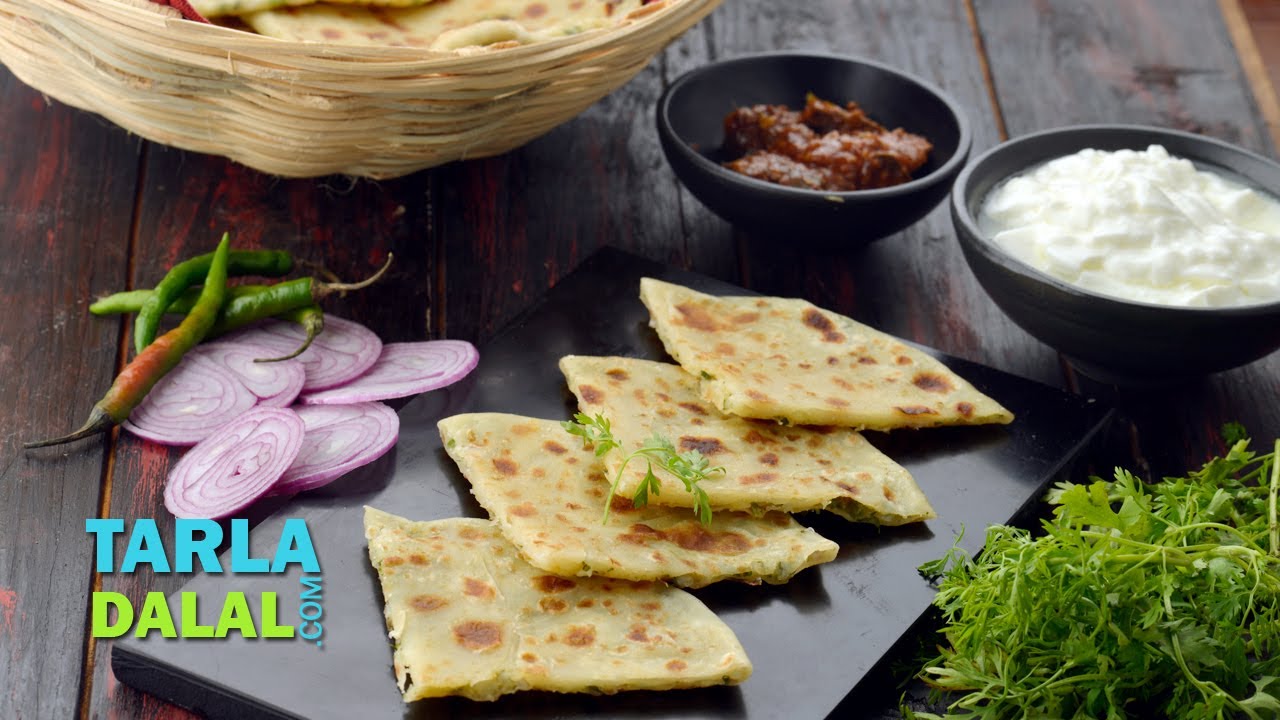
560, 356, 934, 525
364, 508, 752, 702
639, 278, 1014, 431
439, 413, 838, 588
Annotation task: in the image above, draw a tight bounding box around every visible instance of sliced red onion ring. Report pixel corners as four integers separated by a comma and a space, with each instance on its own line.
195, 342, 305, 408
164, 407, 305, 519
123, 354, 258, 446
270, 402, 400, 495
224, 316, 382, 392
297, 341, 479, 406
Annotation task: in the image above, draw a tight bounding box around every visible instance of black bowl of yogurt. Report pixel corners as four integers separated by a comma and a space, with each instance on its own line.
951, 124, 1280, 385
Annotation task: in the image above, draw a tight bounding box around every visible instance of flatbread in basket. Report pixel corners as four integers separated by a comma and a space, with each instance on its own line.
241, 0, 655, 50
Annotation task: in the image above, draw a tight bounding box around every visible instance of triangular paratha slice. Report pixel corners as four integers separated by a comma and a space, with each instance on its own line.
244, 0, 648, 49
439, 413, 838, 588
559, 356, 935, 525
364, 508, 752, 702
639, 278, 1014, 431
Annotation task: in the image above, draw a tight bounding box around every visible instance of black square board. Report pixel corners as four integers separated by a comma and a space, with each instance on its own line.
114, 247, 1112, 719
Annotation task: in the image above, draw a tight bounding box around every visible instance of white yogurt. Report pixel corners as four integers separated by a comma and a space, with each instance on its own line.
978, 144, 1280, 307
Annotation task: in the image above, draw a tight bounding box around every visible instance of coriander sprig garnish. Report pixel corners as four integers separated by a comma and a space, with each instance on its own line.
561, 412, 722, 526
912, 432, 1280, 720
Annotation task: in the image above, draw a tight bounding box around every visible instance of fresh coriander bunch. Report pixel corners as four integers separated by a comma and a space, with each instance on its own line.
561, 412, 723, 525
913, 437, 1280, 720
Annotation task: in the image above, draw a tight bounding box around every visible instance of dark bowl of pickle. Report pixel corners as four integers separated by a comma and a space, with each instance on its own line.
656, 52, 971, 245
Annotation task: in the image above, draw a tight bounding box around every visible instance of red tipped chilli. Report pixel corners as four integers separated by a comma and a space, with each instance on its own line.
164, 407, 304, 519
24, 233, 232, 449
224, 316, 382, 392
195, 343, 305, 408
123, 354, 258, 446
297, 341, 479, 405
271, 402, 400, 495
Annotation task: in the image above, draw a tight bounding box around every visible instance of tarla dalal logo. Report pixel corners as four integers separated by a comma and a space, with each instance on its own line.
87, 518, 325, 646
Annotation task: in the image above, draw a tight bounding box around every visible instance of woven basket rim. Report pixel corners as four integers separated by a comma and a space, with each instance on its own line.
75, 0, 694, 69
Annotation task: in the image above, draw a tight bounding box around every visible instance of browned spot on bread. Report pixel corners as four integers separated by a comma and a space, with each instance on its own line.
896, 355, 913, 365
565, 625, 596, 647
606, 368, 629, 381
746, 389, 770, 402
655, 392, 672, 402
667, 660, 688, 672
577, 599, 595, 608
690, 417, 705, 426
956, 402, 975, 418
895, 405, 938, 416
321, 28, 342, 39
383, 556, 405, 567
524, 1, 547, 17
578, 385, 604, 404
858, 356, 878, 365
566, 457, 579, 465
743, 430, 768, 445
628, 625, 650, 642
463, 577, 495, 600
565, 502, 584, 510
827, 356, 839, 366
825, 397, 850, 408
610, 494, 637, 514
679, 402, 708, 416
836, 482, 860, 495
734, 312, 760, 325
883, 486, 896, 501
759, 452, 779, 466
741, 472, 777, 485
675, 303, 719, 331
539, 597, 568, 613
803, 309, 846, 342
665, 523, 751, 554
532, 468, 546, 479
521, 652, 539, 663
798, 362, 812, 370
641, 601, 661, 611
833, 378, 854, 391
543, 440, 568, 454
453, 620, 502, 651
408, 553, 428, 565
535, 575, 577, 593
715, 342, 737, 356
460, 527, 482, 540
511, 423, 536, 436
410, 595, 447, 612
679, 436, 726, 455
913, 372, 953, 393
493, 457, 519, 476
510, 503, 537, 518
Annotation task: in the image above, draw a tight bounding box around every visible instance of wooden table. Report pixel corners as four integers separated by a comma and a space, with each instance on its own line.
2, 1, 1277, 718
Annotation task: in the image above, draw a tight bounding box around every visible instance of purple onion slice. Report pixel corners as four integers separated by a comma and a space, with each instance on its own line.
271, 402, 399, 495
225, 316, 382, 392
164, 407, 304, 519
297, 341, 478, 406
195, 342, 305, 408
123, 353, 258, 446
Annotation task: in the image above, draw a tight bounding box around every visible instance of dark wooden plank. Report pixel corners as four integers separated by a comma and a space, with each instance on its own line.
435, 53, 723, 343
87, 146, 437, 719
662, 1, 1062, 385
0, 66, 140, 719
973, 0, 1280, 478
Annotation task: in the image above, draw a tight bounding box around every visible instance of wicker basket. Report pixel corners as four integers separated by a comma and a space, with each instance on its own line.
0, 0, 720, 178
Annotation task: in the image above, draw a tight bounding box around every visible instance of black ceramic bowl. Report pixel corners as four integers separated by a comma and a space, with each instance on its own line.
656, 52, 971, 244
952, 124, 1280, 385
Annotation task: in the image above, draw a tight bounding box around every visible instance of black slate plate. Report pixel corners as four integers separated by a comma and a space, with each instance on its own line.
114, 247, 1112, 720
